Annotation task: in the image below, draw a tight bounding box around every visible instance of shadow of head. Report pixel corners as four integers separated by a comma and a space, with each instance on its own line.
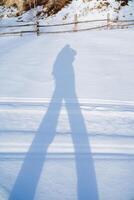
52, 45, 77, 94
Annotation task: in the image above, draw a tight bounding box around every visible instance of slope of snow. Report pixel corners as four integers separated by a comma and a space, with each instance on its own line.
0, 0, 134, 24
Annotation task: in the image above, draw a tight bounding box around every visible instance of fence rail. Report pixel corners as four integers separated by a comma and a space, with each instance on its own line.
0, 15, 134, 36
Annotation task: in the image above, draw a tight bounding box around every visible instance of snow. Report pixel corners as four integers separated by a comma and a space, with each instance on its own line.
0, 30, 134, 100
0, 29, 134, 199
0, 2, 134, 197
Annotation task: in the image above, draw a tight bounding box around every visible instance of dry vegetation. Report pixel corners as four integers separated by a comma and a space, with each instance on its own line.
0, 0, 72, 16
0, 0, 129, 17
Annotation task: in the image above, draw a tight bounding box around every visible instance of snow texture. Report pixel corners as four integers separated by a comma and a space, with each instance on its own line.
0, 19, 134, 200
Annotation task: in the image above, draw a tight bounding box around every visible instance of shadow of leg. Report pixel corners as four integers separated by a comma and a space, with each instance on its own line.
9, 90, 62, 200
65, 97, 99, 200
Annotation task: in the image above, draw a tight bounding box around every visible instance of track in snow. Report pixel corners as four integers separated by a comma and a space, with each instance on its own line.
0, 98, 134, 159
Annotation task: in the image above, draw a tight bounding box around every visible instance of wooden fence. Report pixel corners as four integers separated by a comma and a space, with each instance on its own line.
0, 14, 134, 36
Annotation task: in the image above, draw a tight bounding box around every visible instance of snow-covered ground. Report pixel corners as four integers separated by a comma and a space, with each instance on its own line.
1, 30, 134, 100
0, 28, 134, 200
0, 0, 134, 197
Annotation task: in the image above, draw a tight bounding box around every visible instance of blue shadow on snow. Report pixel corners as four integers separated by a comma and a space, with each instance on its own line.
9, 45, 99, 200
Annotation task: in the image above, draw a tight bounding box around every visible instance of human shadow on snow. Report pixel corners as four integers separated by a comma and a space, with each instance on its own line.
9, 45, 99, 200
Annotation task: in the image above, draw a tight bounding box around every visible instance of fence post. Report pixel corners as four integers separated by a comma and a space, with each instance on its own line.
73, 14, 78, 32
36, 20, 39, 36
107, 13, 110, 29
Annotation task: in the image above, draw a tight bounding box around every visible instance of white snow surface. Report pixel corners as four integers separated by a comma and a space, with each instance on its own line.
0, 30, 134, 100
0, 26, 134, 200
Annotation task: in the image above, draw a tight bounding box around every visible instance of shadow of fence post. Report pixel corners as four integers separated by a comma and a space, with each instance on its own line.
36, 20, 40, 36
